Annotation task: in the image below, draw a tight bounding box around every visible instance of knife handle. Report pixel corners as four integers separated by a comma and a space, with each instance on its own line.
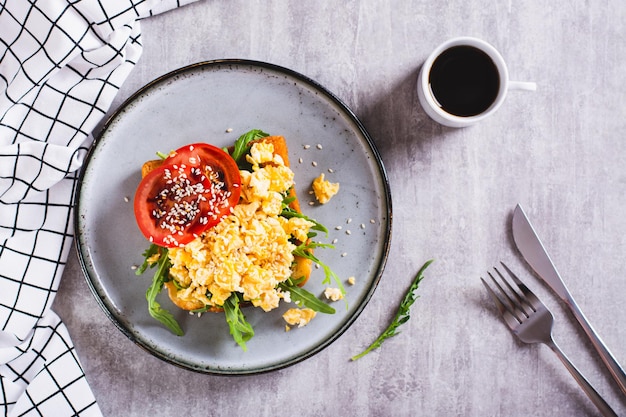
567, 294, 626, 397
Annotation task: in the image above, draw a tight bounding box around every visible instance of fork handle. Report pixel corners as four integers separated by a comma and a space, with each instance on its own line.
547, 340, 618, 417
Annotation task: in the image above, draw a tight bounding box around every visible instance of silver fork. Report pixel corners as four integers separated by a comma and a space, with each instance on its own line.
481, 263, 617, 417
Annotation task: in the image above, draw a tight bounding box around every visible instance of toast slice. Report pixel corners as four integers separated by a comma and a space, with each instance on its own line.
141, 136, 313, 311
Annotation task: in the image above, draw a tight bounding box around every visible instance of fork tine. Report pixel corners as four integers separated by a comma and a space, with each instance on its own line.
486, 271, 525, 322
493, 266, 535, 317
500, 262, 541, 310
480, 276, 521, 329
480, 277, 506, 314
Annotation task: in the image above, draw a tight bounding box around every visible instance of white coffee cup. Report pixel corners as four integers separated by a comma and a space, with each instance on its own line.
417, 37, 536, 128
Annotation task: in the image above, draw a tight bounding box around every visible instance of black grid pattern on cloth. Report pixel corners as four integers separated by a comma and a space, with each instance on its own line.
0, 311, 101, 416
0, 173, 78, 343
0, 0, 148, 210
0, 0, 200, 415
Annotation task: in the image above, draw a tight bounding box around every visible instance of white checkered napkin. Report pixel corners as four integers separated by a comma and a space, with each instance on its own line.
0, 0, 198, 233
0, 0, 148, 231
0, 311, 101, 416
0, 0, 199, 415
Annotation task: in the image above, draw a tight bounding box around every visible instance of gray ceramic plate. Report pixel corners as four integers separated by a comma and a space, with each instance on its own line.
75, 60, 391, 374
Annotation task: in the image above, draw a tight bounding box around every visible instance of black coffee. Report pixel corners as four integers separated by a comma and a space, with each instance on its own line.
428, 45, 500, 117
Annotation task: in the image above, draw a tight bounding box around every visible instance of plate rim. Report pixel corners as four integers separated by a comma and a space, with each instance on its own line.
73, 58, 393, 375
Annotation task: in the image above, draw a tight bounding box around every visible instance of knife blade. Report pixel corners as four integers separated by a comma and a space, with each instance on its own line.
512, 204, 626, 397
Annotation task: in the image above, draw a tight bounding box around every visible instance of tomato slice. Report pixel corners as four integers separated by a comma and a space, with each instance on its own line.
134, 144, 241, 248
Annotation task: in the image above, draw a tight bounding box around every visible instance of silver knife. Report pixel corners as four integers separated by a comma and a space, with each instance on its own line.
512, 204, 626, 397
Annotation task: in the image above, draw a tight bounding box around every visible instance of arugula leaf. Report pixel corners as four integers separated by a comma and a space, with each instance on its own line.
190, 305, 212, 314
223, 293, 255, 351
281, 205, 329, 237
281, 194, 296, 207
230, 129, 269, 163
140, 244, 184, 336
135, 244, 160, 275
279, 280, 335, 314
351, 259, 433, 361
293, 242, 347, 308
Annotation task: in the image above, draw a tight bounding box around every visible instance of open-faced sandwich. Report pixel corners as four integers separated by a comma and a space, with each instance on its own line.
133, 130, 342, 350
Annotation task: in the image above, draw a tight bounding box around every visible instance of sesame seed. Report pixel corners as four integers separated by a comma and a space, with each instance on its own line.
370, 219, 376, 224
304, 144, 311, 149
341, 252, 348, 257
124, 196, 130, 203
335, 225, 342, 230
226, 128, 233, 133
346, 218, 352, 224
360, 223, 366, 229
308, 201, 315, 206
299, 158, 303, 164
328, 168, 334, 173
151, 161, 228, 244
316, 144, 323, 149
346, 230, 351, 235
131, 265, 138, 270
312, 161, 317, 167
332, 238, 338, 244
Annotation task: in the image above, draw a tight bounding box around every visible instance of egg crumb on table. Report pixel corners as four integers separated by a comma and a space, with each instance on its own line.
312, 173, 339, 204
167, 141, 315, 312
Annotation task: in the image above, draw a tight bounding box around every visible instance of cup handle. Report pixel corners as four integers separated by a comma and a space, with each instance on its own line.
509, 81, 537, 91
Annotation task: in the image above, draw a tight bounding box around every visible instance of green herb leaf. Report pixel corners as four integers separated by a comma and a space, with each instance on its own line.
223, 293, 255, 351
281, 206, 329, 236
190, 305, 212, 314
135, 244, 160, 275
281, 194, 296, 207
293, 242, 347, 308
140, 245, 184, 336
279, 280, 335, 314
351, 259, 433, 361
230, 129, 269, 163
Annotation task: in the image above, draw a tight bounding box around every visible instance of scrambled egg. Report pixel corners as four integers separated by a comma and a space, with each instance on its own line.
312, 173, 340, 204
283, 308, 316, 327
323, 287, 344, 301
168, 142, 314, 312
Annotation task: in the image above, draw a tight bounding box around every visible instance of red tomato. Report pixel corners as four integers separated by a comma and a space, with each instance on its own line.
134, 144, 241, 247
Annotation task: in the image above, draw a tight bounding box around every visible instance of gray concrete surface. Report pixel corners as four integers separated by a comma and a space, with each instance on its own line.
54, 1, 626, 415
